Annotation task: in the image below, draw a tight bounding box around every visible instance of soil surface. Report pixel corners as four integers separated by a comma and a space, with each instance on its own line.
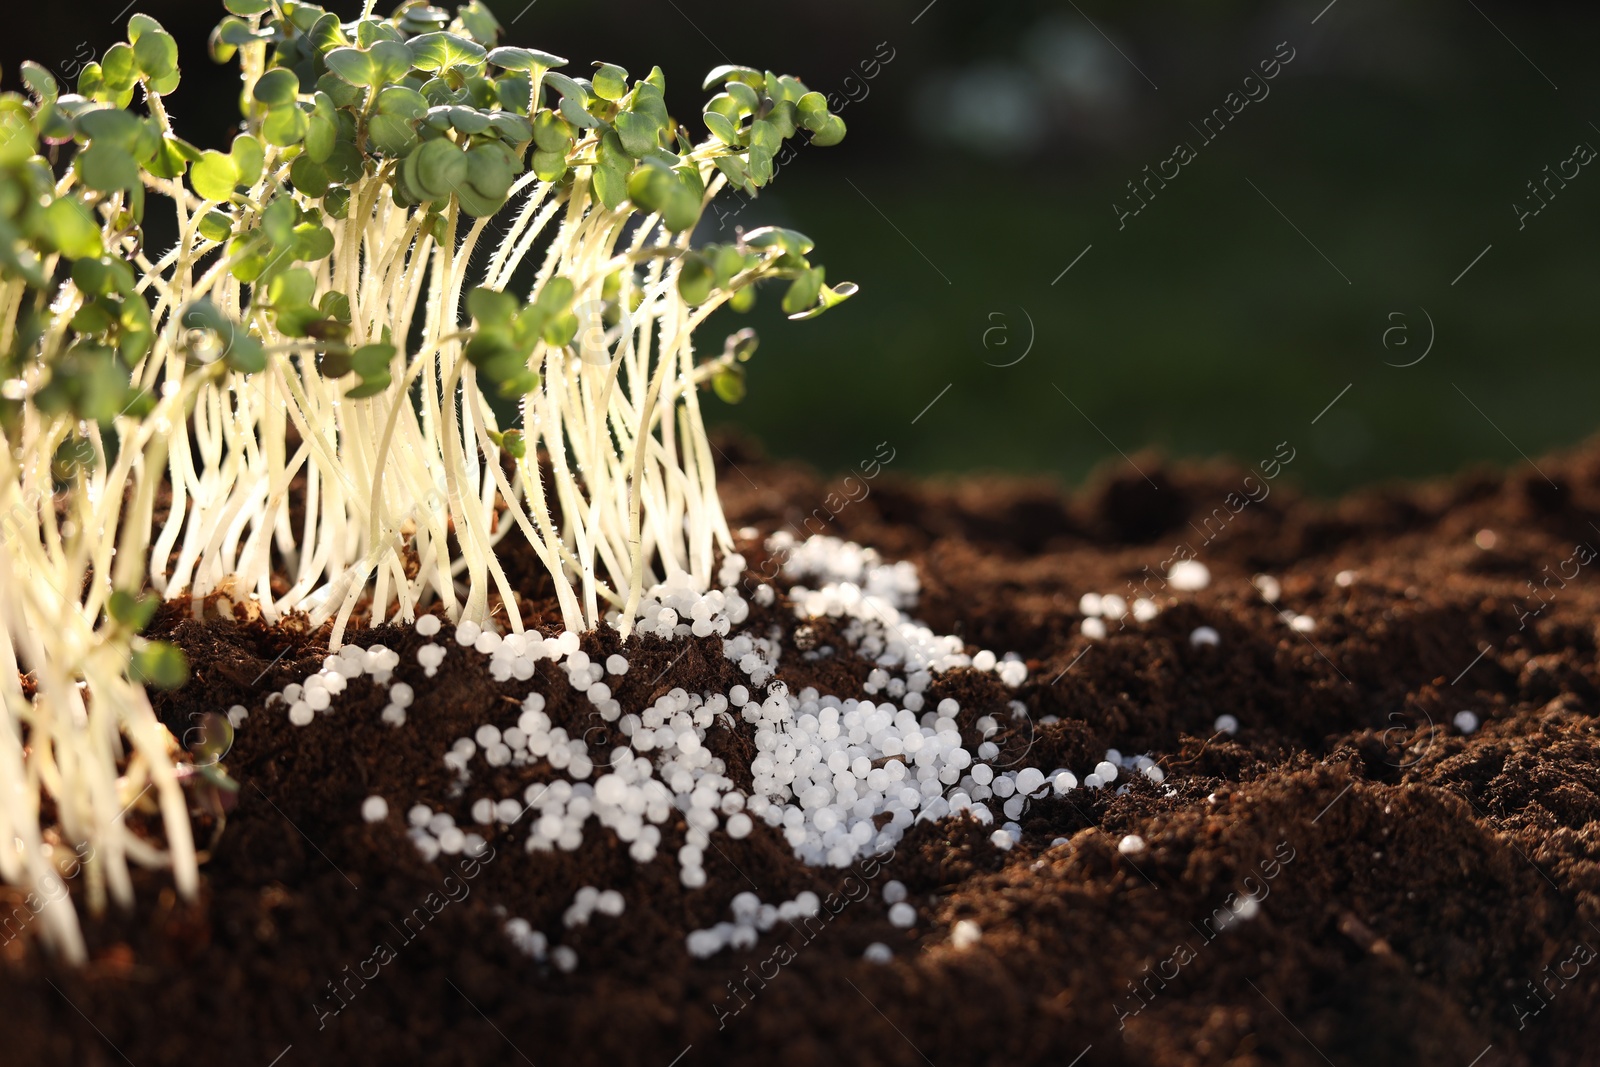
7, 438, 1600, 1067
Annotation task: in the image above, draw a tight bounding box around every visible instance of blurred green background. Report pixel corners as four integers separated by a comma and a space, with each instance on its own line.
12, 0, 1599, 493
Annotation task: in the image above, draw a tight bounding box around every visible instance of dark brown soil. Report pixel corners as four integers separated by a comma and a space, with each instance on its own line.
7, 440, 1600, 1067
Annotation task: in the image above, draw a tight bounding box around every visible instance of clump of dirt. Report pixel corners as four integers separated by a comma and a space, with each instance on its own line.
6, 441, 1600, 1067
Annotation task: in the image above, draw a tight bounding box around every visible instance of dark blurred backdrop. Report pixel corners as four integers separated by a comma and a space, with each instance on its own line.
11, 1, 1599, 493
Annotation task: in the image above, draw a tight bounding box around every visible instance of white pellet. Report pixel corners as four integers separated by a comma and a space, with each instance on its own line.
1168, 560, 1210, 591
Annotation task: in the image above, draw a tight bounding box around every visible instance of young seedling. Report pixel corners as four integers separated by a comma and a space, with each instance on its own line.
0, 0, 851, 959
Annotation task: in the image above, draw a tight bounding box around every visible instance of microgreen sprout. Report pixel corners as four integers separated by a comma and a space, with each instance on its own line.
0, 0, 850, 959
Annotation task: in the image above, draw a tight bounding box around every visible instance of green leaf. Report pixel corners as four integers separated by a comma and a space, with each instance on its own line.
108, 589, 158, 632
225, 332, 265, 373
376, 85, 429, 119
442, 106, 491, 135
705, 93, 740, 122
131, 641, 188, 690
543, 72, 588, 103
630, 81, 669, 128
525, 148, 562, 182
711, 244, 748, 287
368, 114, 418, 155
324, 139, 363, 185
76, 108, 143, 150
40, 198, 102, 259
398, 3, 450, 33
182, 295, 260, 371
701, 64, 762, 92
592, 63, 628, 101
345, 373, 391, 399
464, 142, 515, 200
293, 221, 335, 261
468, 286, 517, 325
367, 40, 416, 86
258, 199, 295, 251
407, 32, 486, 73
592, 162, 627, 208
786, 280, 858, 320
253, 68, 300, 108
747, 142, 772, 184
223, 0, 271, 13
810, 114, 846, 148
306, 11, 348, 54
72, 256, 133, 296
744, 226, 815, 256
712, 365, 745, 404
77, 144, 139, 191
289, 153, 329, 197
145, 135, 195, 179
678, 253, 713, 305
749, 118, 780, 154
72, 301, 117, 335
457, 1, 503, 45
190, 150, 239, 201
0, 105, 35, 168
274, 305, 324, 338
650, 170, 703, 232
210, 18, 249, 63
488, 46, 566, 72
796, 91, 829, 132
262, 105, 309, 147
268, 267, 316, 310
485, 110, 532, 143
306, 113, 337, 163
542, 311, 577, 347
498, 428, 527, 459
351, 343, 395, 377
558, 96, 596, 129
319, 289, 351, 323
231, 134, 264, 186
536, 276, 574, 314
198, 211, 232, 242
766, 100, 798, 141
626, 161, 673, 213
782, 266, 825, 315
145, 69, 180, 98
132, 31, 179, 81
613, 110, 660, 157
703, 110, 740, 146
126, 15, 164, 46
119, 294, 154, 358
20, 62, 58, 104
725, 81, 760, 116
727, 326, 758, 362
101, 45, 139, 93
405, 136, 467, 200
324, 48, 376, 87
532, 110, 573, 152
